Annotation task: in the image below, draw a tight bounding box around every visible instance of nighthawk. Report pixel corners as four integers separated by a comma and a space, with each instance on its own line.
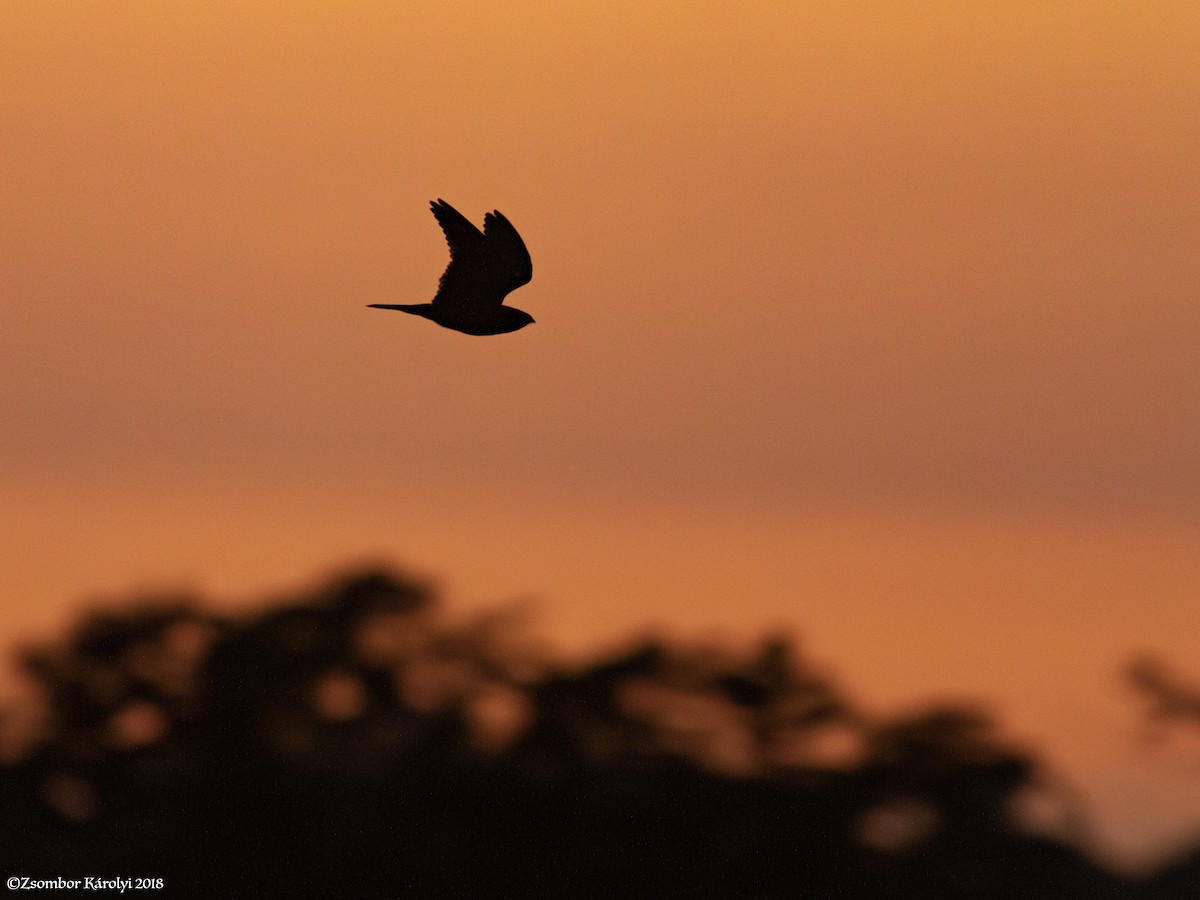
368, 199, 534, 335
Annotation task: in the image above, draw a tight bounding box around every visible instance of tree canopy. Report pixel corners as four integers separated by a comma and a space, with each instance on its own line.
2, 567, 1196, 897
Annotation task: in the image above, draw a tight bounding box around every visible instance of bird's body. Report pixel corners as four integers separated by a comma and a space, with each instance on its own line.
369, 199, 534, 335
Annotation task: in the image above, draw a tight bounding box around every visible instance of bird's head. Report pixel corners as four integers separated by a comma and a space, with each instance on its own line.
463, 309, 535, 338
482, 306, 535, 335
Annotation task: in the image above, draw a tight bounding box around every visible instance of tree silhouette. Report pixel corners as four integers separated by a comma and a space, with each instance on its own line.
1128, 655, 1200, 736
0, 566, 1190, 897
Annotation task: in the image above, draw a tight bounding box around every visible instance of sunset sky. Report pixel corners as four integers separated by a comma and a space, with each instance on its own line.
3, 1, 1199, 868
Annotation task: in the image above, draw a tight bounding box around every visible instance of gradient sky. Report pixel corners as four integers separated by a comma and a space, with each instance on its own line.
3, 0, 1199, 868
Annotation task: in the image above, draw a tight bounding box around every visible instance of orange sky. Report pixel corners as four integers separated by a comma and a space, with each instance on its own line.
3, 0, 1199, 869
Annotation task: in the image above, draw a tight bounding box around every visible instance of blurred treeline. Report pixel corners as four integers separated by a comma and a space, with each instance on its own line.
1, 566, 1198, 898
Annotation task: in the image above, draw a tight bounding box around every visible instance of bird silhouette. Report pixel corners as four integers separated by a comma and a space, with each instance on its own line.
368, 199, 535, 335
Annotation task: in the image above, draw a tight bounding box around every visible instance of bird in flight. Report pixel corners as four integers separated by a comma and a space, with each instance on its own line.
368, 199, 535, 335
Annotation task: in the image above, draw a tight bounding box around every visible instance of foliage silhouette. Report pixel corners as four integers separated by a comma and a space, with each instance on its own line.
1, 566, 1194, 897
1128, 655, 1200, 735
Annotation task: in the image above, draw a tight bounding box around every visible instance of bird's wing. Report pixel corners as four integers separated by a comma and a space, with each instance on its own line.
483, 210, 533, 296
431, 198, 485, 258
429, 199, 489, 310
